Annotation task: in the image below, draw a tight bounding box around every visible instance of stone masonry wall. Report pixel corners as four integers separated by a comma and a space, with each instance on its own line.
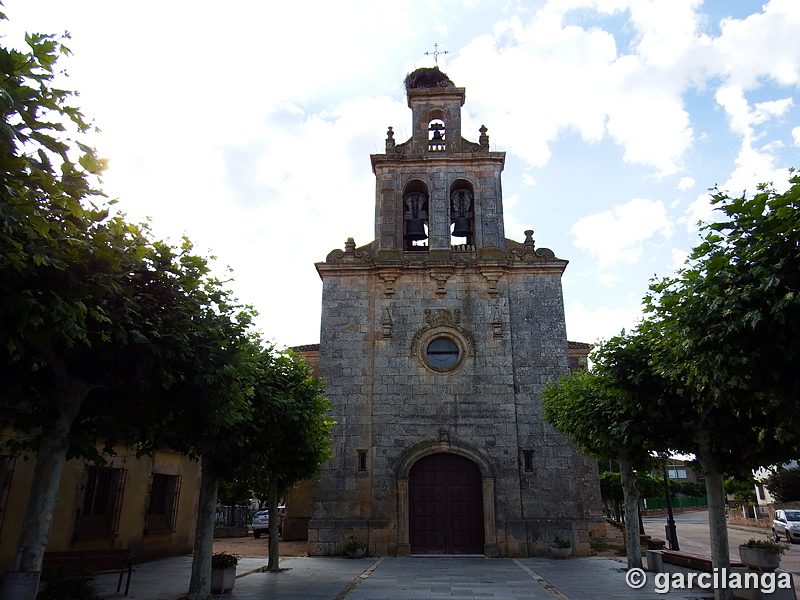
309, 260, 597, 557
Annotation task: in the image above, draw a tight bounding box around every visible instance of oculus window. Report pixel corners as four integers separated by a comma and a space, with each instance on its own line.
426, 337, 460, 370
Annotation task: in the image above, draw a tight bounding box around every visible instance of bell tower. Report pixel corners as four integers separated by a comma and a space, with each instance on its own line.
309, 67, 603, 558
373, 68, 506, 258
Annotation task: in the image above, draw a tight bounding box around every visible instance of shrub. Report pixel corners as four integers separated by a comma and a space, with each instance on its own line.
211, 552, 239, 569
36, 567, 99, 600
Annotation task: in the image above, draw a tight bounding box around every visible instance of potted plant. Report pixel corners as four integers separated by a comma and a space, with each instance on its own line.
550, 536, 572, 558
343, 535, 367, 558
211, 552, 239, 593
738, 538, 786, 572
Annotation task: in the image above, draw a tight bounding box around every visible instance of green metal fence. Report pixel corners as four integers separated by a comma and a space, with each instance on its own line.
642, 496, 708, 510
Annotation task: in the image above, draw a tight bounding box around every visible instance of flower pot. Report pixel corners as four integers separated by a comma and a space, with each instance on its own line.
211, 566, 237, 593
346, 547, 366, 558
550, 546, 571, 559
738, 545, 781, 572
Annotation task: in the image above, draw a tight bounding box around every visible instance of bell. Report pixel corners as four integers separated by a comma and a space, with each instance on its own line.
404, 218, 428, 240
452, 216, 472, 237
431, 129, 444, 142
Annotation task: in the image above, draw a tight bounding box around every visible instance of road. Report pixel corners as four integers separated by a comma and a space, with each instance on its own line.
642, 509, 800, 586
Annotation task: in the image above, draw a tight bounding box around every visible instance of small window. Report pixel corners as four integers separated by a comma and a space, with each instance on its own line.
426, 338, 459, 370
523, 450, 534, 472
358, 450, 368, 472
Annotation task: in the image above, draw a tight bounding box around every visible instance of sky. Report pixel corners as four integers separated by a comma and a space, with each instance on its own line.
3, 0, 800, 350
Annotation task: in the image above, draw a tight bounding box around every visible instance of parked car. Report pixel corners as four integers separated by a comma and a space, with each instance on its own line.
772, 509, 800, 542
251, 505, 285, 539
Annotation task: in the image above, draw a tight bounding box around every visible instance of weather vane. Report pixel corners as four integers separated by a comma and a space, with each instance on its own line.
424, 43, 448, 65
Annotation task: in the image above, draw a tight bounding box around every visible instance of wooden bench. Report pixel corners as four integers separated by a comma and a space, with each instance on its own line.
660, 550, 744, 572
43, 548, 133, 596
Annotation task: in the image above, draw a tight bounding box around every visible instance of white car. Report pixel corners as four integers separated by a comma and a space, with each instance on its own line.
772, 509, 800, 542
251, 506, 285, 539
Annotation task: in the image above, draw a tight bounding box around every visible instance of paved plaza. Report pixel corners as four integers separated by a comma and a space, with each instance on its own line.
95, 555, 717, 600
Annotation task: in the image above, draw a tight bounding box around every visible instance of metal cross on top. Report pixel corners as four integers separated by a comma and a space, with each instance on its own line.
424, 43, 448, 65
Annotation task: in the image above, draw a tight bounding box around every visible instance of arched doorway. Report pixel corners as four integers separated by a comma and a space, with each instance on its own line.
409, 453, 484, 554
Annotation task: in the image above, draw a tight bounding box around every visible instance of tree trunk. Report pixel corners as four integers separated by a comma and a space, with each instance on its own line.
697, 451, 733, 600
186, 461, 220, 600
0, 375, 90, 600
267, 480, 280, 572
617, 452, 642, 569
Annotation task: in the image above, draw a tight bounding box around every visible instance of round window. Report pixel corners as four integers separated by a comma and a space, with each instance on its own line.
426, 337, 460, 370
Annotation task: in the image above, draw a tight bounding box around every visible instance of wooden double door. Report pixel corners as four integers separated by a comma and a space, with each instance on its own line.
409, 453, 485, 554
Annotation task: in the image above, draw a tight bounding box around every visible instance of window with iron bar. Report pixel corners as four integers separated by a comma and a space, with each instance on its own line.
145, 473, 182, 534
74, 465, 127, 539
0, 456, 16, 534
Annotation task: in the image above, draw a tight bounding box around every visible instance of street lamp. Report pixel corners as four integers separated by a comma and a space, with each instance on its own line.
663, 464, 680, 551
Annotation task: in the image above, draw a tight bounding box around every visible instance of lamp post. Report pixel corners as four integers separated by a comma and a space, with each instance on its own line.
663, 465, 680, 551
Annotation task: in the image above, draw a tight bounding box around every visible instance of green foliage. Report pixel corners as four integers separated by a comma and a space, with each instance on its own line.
542, 331, 681, 468
211, 552, 239, 569
0, 27, 257, 464
725, 476, 757, 503
218, 479, 254, 506
599, 471, 624, 502
214, 349, 334, 487
36, 567, 99, 600
600, 471, 706, 501
552, 536, 571, 549
343, 535, 366, 555
743, 538, 787, 554
644, 172, 800, 475
764, 467, 800, 502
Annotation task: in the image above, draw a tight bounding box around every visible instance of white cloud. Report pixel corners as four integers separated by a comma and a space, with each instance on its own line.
681, 192, 715, 230
669, 248, 690, 270
598, 273, 619, 287
677, 177, 695, 190
792, 126, 800, 147
570, 198, 673, 268
565, 300, 644, 344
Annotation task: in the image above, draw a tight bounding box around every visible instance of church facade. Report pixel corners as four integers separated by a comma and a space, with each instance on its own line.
306, 68, 602, 558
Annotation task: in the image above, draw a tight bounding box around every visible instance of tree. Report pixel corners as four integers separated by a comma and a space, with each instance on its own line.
724, 476, 757, 504
765, 467, 800, 502
179, 348, 332, 598
225, 349, 333, 574
0, 29, 256, 600
543, 331, 679, 569
642, 173, 800, 599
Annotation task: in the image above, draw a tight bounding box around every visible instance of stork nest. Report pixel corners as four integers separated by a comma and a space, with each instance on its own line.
404, 67, 454, 91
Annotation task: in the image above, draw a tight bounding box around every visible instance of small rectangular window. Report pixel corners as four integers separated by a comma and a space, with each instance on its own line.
357, 450, 367, 472
523, 450, 534, 472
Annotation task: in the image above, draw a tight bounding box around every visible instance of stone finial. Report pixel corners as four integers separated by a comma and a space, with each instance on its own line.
524, 230, 535, 252
386, 126, 395, 153
479, 124, 489, 151
344, 238, 356, 255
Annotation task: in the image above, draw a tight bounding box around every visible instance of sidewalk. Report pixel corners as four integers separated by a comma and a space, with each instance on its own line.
95, 555, 713, 600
